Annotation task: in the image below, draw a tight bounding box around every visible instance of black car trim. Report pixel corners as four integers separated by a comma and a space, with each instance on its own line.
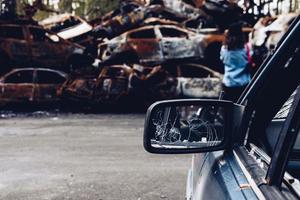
266, 85, 300, 187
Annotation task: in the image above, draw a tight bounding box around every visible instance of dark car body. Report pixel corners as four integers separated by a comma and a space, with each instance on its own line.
144, 15, 300, 199
0, 23, 84, 73
0, 68, 67, 105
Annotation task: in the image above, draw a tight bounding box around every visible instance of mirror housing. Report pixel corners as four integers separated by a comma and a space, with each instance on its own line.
144, 99, 236, 154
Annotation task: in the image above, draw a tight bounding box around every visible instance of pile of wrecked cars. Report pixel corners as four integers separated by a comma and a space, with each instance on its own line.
0, 0, 296, 109
58, 63, 223, 108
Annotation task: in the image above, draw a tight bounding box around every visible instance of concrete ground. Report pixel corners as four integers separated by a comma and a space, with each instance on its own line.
0, 114, 191, 200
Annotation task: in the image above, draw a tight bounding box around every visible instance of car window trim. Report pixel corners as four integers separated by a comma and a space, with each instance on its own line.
4, 69, 34, 84
128, 27, 157, 40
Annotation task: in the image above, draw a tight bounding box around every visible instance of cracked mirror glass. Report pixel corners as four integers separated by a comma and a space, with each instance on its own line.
150, 104, 225, 149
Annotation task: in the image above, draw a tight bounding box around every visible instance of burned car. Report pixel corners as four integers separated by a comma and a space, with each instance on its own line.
59, 63, 223, 106
59, 65, 132, 105
0, 23, 86, 74
163, 63, 223, 98
93, 3, 187, 40
0, 68, 67, 106
99, 25, 224, 65
132, 63, 223, 101
40, 14, 93, 46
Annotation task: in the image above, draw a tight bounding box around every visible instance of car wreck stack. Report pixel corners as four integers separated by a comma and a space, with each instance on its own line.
0, 0, 297, 109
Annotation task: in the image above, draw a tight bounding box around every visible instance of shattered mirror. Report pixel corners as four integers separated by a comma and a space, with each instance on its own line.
144, 100, 233, 154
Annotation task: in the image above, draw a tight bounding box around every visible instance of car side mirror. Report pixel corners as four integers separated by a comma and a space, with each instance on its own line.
144, 99, 238, 154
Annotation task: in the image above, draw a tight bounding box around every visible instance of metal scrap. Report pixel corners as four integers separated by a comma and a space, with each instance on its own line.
98, 25, 224, 65
40, 14, 94, 47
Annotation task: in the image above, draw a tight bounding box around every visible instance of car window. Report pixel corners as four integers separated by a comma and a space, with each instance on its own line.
4, 70, 33, 84
163, 65, 179, 77
104, 68, 126, 77
0, 26, 24, 39
179, 65, 212, 78
274, 89, 300, 151
29, 28, 51, 42
35, 71, 66, 84
129, 28, 156, 39
160, 28, 188, 38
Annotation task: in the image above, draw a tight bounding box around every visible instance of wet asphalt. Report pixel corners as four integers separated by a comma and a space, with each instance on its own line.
0, 114, 191, 200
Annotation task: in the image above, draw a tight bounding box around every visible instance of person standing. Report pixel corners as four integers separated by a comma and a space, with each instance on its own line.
220, 22, 251, 102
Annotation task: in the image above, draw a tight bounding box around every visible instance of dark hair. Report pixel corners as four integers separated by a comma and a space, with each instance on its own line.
224, 22, 245, 50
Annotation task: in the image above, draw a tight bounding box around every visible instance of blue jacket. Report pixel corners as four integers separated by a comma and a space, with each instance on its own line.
220, 46, 251, 87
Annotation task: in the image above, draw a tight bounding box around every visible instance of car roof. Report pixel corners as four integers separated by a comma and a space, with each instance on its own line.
6, 68, 68, 77
0, 24, 43, 29
124, 24, 194, 35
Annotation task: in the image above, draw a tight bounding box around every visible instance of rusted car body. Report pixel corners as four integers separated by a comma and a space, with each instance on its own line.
99, 25, 224, 65
0, 23, 85, 73
94, 3, 188, 40
94, 65, 132, 104
58, 74, 97, 102
129, 63, 223, 103
40, 14, 93, 46
0, 68, 67, 106
59, 65, 132, 104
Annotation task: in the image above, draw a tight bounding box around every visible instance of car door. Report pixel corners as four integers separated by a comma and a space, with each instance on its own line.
127, 27, 162, 63
34, 69, 67, 102
0, 25, 31, 64
95, 66, 130, 103
26, 26, 70, 67
159, 27, 197, 60
0, 69, 34, 103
